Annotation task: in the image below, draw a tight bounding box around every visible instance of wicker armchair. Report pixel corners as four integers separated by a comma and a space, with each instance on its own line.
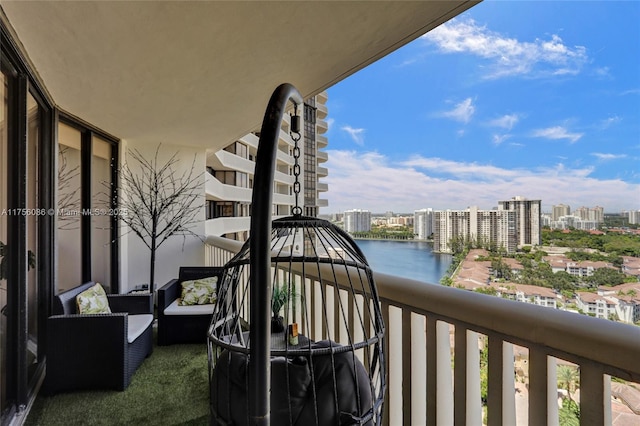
43, 281, 154, 394
157, 266, 224, 346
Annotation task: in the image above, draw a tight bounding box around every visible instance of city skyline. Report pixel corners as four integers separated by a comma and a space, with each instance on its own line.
322, 1, 639, 214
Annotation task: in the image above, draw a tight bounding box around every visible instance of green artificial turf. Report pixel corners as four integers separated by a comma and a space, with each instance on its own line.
25, 337, 209, 426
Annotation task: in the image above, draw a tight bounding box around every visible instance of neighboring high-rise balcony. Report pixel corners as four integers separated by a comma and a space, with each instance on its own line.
204, 235, 640, 426
316, 150, 328, 163
317, 134, 328, 148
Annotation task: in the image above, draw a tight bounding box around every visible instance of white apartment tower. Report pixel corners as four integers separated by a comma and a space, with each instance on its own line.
498, 196, 541, 248
344, 209, 372, 233
433, 207, 517, 254
204, 93, 329, 241
629, 210, 640, 225
414, 208, 434, 240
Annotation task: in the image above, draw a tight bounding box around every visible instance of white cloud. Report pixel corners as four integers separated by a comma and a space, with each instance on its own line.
440, 98, 475, 123
322, 150, 637, 213
326, 118, 335, 131
492, 134, 512, 146
489, 114, 519, 130
422, 18, 588, 79
591, 152, 627, 161
532, 126, 583, 143
599, 116, 621, 129
341, 125, 365, 146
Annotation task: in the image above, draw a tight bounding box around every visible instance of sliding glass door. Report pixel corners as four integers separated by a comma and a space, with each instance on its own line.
0, 59, 11, 426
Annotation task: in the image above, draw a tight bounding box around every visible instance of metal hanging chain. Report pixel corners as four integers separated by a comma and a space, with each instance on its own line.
290, 105, 302, 216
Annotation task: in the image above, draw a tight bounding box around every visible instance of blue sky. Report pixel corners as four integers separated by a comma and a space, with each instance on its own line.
322, 1, 640, 214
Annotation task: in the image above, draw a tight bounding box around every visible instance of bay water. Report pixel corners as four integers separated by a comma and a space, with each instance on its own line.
354, 239, 453, 285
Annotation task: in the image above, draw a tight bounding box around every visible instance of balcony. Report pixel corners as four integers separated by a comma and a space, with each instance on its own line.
317, 119, 328, 134
316, 150, 328, 163
317, 134, 328, 148
316, 100, 328, 119
204, 235, 640, 425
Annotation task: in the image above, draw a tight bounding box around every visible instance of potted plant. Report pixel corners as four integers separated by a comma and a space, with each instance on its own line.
271, 283, 296, 333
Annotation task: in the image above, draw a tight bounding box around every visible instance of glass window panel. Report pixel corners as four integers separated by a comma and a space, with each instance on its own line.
91, 136, 112, 291
57, 122, 82, 292
26, 92, 39, 382
0, 68, 8, 416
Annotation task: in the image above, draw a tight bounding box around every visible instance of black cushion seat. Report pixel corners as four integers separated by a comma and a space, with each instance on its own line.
44, 281, 153, 394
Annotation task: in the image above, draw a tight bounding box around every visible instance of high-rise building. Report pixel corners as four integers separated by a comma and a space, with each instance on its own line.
574, 206, 605, 223
414, 208, 434, 240
433, 207, 517, 253
498, 196, 542, 247
344, 209, 372, 233
205, 94, 329, 241
552, 204, 571, 221
630, 210, 640, 225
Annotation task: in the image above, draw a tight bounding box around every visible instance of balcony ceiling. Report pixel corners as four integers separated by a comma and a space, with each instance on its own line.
1, 1, 477, 150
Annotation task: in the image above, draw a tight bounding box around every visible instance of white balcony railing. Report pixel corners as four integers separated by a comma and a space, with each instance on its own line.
204, 236, 640, 426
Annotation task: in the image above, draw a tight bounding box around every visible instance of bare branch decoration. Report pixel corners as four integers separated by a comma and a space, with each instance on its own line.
118, 144, 203, 294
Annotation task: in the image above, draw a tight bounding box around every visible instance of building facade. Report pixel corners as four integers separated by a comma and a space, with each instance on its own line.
552, 204, 571, 221
498, 196, 542, 248
204, 95, 329, 241
344, 209, 372, 233
433, 207, 517, 254
574, 206, 605, 223
414, 208, 434, 240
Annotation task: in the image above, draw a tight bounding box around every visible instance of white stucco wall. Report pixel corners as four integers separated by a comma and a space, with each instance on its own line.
119, 140, 206, 293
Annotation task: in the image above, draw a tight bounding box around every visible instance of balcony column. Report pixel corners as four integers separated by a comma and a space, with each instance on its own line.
437, 321, 454, 425
411, 314, 427, 424
467, 331, 482, 424
502, 342, 516, 425
547, 358, 559, 426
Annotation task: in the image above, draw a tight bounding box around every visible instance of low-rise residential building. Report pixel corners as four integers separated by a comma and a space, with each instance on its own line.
622, 256, 640, 279
542, 255, 614, 277
454, 250, 640, 323
575, 292, 617, 319
496, 283, 558, 308
598, 283, 640, 324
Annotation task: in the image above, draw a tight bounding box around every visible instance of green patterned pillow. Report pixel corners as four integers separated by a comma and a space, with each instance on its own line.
179, 276, 218, 305
76, 283, 112, 314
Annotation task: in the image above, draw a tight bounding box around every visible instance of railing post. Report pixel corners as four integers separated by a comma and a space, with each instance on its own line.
502, 342, 516, 425
467, 331, 482, 424
528, 348, 548, 426
580, 364, 607, 425
454, 327, 468, 426
437, 321, 453, 425
487, 337, 503, 426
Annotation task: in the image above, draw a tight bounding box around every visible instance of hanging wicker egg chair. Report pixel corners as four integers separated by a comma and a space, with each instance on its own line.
207, 84, 385, 426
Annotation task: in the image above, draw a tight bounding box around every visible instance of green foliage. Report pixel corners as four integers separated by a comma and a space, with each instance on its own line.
351, 225, 415, 240
271, 283, 297, 317
542, 228, 640, 257
440, 276, 453, 287
559, 398, 580, 426
491, 258, 512, 280
474, 286, 498, 296
479, 347, 488, 405
585, 267, 627, 288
